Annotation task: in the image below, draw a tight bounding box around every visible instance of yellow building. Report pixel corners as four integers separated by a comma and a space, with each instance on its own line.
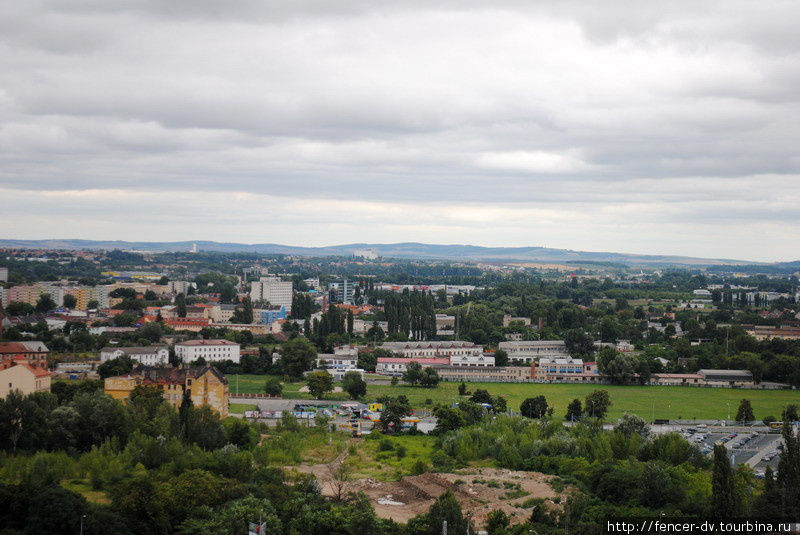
0, 363, 52, 398
104, 366, 230, 417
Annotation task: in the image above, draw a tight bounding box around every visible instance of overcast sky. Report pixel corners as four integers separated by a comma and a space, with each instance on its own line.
1, 1, 799, 261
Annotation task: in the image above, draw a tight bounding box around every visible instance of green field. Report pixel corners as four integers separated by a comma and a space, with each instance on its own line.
227, 374, 800, 421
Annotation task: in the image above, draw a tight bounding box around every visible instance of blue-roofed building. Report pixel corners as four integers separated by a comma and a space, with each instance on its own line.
259, 305, 287, 325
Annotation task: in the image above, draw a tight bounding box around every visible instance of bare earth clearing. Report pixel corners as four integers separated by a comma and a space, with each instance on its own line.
292, 457, 566, 524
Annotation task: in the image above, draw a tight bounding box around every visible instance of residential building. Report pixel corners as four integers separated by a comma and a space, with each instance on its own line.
165, 318, 210, 331
209, 304, 237, 323
0, 362, 51, 398
316, 346, 359, 369
175, 339, 240, 363
0, 341, 49, 371
168, 280, 195, 295
532, 357, 584, 381
0, 267, 7, 282
211, 322, 269, 336
100, 345, 169, 365
104, 366, 229, 417
498, 340, 569, 363
329, 279, 355, 304
250, 276, 293, 313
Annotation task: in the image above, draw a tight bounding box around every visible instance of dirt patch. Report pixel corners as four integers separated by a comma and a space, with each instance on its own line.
316, 467, 568, 525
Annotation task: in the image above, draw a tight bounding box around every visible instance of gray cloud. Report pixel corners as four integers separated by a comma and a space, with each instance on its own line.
0, 1, 799, 259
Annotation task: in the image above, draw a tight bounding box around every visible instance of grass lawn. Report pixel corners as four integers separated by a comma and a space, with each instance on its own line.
347, 434, 438, 481
366, 382, 800, 421
61, 479, 111, 504
227, 374, 800, 420
228, 402, 257, 414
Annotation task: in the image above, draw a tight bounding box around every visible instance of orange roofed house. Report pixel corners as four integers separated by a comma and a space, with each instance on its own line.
104, 366, 229, 417
0, 360, 51, 398
0, 341, 50, 371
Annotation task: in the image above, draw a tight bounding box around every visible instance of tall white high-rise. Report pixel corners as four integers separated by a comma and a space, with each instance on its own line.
250, 276, 293, 313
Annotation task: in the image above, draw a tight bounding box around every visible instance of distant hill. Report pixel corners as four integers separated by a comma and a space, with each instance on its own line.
0, 238, 771, 267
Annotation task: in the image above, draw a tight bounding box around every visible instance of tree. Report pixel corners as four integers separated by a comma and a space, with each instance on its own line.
380, 396, 412, 433
564, 329, 594, 355
36, 293, 57, 313
458, 382, 467, 396
585, 389, 611, 418
492, 396, 507, 414
97, 355, 134, 380
264, 377, 282, 397
566, 398, 582, 422
174, 293, 187, 318
419, 367, 439, 388
736, 399, 755, 423
5, 301, 35, 316
614, 413, 651, 438
485, 509, 510, 535
433, 407, 466, 433
342, 371, 367, 400
782, 404, 799, 422
280, 337, 317, 379
347, 309, 354, 336
493, 348, 508, 367
711, 443, 739, 519
520, 396, 548, 419
470, 389, 493, 405
306, 370, 334, 399
63, 294, 77, 309
422, 490, 469, 535
137, 322, 163, 343
402, 361, 424, 386
231, 296, 254, 324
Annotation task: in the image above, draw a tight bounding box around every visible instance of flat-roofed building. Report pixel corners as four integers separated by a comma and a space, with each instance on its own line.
435, 366, 531, 383
175, 339, 240, 363
376, 357, 450, 376
498, 340, 569, 363
100, 345, 169, 365
698, 369, 754, 387
250, 276, 293, 313
380, 341, 483, 359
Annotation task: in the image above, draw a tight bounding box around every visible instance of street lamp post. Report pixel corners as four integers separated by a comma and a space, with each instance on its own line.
80, 514, 87, 535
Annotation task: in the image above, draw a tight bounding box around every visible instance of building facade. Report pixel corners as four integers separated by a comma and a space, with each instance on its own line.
175, 339, 241, 363
104, 366, 229, 416
250, 276, 293, 313
99, 345, 169, 365
0, 362, 51, 398
498, 340, 569, 363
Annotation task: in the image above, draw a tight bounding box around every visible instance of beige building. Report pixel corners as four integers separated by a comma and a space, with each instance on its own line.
104, 366, 229, 417
0, 363, 51, 398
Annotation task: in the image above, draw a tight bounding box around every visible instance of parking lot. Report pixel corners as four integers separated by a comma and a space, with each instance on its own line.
675, 425, 785, 476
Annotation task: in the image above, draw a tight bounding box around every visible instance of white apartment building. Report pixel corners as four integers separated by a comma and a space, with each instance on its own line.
498, 340, 569, 363
100, 345, 169, 365
168, 280, 196, 295
250, 276, 293, 313
379, 341, 483, 359
317, 347, 359, 369
0, 267, 8, 283
175, 339, 241, 363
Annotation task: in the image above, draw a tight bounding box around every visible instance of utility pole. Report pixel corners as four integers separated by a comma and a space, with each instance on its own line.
80, 514, 86, 535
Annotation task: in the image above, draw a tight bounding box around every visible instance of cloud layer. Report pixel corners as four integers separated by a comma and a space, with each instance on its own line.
1, 1, 799, 261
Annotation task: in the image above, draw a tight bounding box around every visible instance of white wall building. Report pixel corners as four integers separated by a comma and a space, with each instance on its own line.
379, 341, 483, 359
168, 280, 196, 295
100, 345, 170, 365
250, 276, 293, 313
175, 339, 241, 363
498, 340, 569, 363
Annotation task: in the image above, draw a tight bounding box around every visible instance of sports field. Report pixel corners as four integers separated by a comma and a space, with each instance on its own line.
227, 374, 800, 421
